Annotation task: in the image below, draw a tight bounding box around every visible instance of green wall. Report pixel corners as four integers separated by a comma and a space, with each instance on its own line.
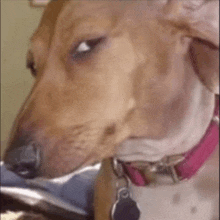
1, 0, 44, 156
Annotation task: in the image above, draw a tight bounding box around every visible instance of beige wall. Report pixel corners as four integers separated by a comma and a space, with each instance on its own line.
1, 1, 44, 156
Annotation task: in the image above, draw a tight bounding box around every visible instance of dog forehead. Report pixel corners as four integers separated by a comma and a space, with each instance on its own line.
31, 0, 168, 43
57, 1, 166, 25
31, 1, 125, 48
60, 0, 124, 17
56, 1, 125, 33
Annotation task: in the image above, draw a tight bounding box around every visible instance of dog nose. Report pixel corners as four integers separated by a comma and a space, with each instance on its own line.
4, 142, 41, 179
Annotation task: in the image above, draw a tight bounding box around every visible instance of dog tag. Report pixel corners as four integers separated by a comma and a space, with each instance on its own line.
111, 188, 140, 220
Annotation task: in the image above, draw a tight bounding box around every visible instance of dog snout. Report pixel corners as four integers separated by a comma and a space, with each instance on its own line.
4, 141, 41, 179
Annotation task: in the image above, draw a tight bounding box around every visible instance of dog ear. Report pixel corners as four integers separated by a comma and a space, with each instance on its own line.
163, 0, 219, 94
189, 37, 219, 94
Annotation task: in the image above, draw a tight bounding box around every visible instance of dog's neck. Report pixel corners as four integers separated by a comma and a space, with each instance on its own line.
115, 97, 218, 186
116, 95, 218, 163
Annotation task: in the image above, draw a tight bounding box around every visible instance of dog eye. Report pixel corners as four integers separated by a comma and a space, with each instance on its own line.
26, 51, 37, 77
27, 60, 37, 77
72, 37, 106, 59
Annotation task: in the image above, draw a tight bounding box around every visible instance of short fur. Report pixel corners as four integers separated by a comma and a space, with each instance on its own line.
4, 1, 219, 219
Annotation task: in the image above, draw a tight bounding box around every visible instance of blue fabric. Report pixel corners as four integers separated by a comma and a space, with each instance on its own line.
60, 171, 97, 212
1, 164, 29, 188
0, 162, 99, 214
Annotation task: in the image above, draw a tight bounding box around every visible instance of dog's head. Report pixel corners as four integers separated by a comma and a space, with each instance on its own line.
4, 0, 219, 178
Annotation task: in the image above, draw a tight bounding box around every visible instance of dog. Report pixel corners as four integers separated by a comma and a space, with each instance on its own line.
3, 0, 219, 220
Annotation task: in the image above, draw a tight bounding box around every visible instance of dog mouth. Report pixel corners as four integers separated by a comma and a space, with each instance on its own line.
39, 134, 160, 178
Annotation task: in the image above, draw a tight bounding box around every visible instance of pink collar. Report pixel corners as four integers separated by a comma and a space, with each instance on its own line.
123, 97, 219, 186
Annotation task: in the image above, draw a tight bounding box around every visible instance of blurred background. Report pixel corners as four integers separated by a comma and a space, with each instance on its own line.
1, 0, 46, 157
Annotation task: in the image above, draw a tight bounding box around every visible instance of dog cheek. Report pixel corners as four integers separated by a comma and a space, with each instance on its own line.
40, 141, 96, 178
38, 120, 128, 177
38, 125, 102, 177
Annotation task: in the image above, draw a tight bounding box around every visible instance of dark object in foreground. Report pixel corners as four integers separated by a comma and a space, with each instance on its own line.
1, 162, 100, 220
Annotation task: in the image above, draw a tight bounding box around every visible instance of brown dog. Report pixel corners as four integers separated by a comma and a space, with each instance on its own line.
3, 1, 219, 220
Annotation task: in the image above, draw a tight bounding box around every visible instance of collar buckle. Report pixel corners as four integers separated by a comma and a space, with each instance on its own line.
127, 155, 185, 185
168, 165, 183, 183
159, 155, 185, 183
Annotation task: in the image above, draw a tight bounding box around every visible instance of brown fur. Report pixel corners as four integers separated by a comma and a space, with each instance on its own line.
3, 1, 219, 219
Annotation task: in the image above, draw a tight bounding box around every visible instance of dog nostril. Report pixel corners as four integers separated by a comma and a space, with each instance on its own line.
5, 142, 41, 179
